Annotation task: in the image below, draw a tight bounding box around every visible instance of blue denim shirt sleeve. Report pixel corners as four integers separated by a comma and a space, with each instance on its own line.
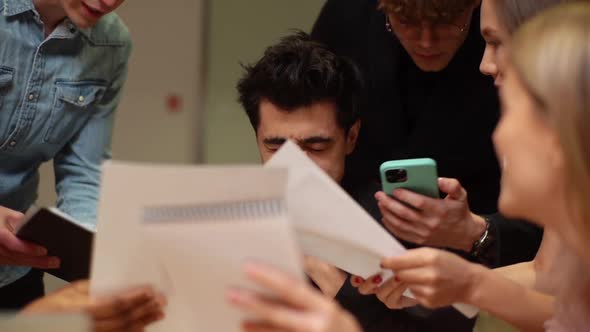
54, 45, 131, 230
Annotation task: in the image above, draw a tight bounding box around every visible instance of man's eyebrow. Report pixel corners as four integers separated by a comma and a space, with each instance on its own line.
263, 137, 287, 145
301, 136, 333, 144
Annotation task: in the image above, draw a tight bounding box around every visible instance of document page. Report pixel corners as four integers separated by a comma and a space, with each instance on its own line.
91, 162, 304, 331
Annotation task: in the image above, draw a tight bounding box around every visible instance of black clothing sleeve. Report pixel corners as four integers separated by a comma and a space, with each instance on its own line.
311, 0, 374, 60
449, 214, 542, 268
313, 0, 402, 188
488, 214, 543, 267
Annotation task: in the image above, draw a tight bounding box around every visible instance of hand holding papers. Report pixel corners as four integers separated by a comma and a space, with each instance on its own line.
91, 162, 303, 332
266, 141, 479, 318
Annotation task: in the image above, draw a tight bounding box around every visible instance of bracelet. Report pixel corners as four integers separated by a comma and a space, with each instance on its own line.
470, 217, 491, 257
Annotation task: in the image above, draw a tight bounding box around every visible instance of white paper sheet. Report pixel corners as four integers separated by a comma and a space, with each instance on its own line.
265, 141, 406, 278
91, 162, 304, 332
266, 141, 479, 318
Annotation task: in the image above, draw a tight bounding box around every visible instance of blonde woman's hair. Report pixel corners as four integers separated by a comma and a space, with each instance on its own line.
494, 0, 572, 33
511, 2, 590, 249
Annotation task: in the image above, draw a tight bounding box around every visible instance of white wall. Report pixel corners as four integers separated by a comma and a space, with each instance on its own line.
110, 0, 206, 164
203, 0, 324, 164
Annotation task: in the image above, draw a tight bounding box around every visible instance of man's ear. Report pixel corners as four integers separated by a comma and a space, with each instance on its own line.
346, 120, 361, 155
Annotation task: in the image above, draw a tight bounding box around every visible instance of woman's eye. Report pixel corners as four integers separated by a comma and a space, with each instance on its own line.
487, 40, 501, 48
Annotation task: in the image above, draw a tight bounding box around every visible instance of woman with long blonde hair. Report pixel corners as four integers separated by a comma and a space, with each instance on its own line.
505, 4, 590, 330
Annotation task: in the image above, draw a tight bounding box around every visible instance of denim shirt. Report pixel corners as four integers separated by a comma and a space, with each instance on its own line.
0, 0, 131, 287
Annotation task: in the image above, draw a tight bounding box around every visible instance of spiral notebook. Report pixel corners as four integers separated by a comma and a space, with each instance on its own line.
266, 141, 479, 318
90, 162, 303, 332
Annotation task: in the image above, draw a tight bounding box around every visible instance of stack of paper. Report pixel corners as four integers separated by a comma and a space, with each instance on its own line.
91, 162, 303, 332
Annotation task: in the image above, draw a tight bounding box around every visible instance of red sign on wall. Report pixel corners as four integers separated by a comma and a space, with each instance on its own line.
166, 94, 183, 113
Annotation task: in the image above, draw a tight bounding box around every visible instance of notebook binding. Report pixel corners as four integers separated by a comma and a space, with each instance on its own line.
143, 198, 285, 223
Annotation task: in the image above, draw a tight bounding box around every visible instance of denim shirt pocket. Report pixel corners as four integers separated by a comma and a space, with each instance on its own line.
44, 80, 107, 144
0, 66, 14, 109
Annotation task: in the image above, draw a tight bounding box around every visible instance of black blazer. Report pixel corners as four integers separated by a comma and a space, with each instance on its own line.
312, 0, 543, 331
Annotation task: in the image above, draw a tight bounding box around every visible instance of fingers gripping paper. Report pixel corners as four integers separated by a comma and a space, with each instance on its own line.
265, 141, 479, 318
91, 162, 303, 332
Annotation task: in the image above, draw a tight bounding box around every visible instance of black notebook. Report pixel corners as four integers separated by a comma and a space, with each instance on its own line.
16, 207, 95, 282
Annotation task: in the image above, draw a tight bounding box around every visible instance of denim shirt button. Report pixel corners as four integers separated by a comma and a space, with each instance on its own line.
28, 93, 34, 101
78, 95, 85, 103
9, 141, 16, 147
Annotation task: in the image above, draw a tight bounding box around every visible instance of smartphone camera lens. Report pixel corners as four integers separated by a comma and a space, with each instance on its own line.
386, 169, 408, 183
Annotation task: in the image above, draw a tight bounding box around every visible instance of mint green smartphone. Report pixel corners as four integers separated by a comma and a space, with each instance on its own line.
380, 158, 439, 198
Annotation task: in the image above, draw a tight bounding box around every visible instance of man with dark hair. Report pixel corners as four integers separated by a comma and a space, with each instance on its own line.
237, 31, 477, 332
237, 31, 363, 185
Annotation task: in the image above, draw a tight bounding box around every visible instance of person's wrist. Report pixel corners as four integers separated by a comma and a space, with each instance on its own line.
307, 269, 345, 298
325, 272, 347, 298
464, 262, 486, 305
459, 213, 487, 252
318, 276, 344, 299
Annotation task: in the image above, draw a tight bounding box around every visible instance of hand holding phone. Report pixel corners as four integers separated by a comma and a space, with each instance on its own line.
377, 161, 487, 253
